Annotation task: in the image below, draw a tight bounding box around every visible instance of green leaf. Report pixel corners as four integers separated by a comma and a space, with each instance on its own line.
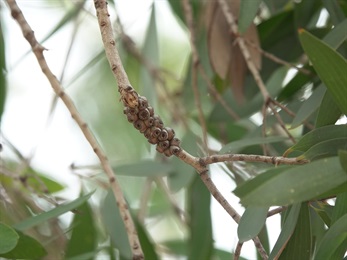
314, 213, 347, 259
65, 195, 97, 259
234, 157, 347, 206
300, 138, 347, 160
113, 160, 173, 177
188, 176, 213, 260
26, 167, 65, 193
284, 125, 347, 156
298, 29, 347, 115
315, 90, 342, 127
269, 204, 301, 259
290, 85, 325, 129
237, 206, 269, 242
332, 191, 347, 224
0, 223, 19, 254
0, 230, 46, 259
0, 19, 6, 124
339, 150, 347, 174
279, 203, 312, 260
321, 0, 346, 25
220, 136, 288, 154
101, 190, 132, 259
311, 201, 334, 227
133, 217, 159, 260
239, 0, 261, 34
140, 3, 159, 106
13, 191, 94, 231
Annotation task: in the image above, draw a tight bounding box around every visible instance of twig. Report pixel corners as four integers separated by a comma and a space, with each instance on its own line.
217, 0, 269, 101
217, 0, 296, 143
234, 242, 243, 260
267, 206, 287, 217
5, 0, 144, 259
244, 39, 312, 76
181, 0, 208, 153
200, 154, 308, 166
92, 1, 308, 260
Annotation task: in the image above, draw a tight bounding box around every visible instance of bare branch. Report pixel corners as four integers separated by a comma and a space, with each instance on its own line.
201, 154, 308, 166
5, 0, 144, 259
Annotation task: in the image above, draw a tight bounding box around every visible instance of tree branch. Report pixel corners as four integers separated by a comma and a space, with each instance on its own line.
5, 0, 144, 259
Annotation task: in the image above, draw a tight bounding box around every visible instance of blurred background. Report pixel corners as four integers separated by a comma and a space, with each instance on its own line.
1, 0, 346, 259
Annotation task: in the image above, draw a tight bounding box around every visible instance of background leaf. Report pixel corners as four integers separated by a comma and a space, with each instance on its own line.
65, 194, 97, 259
298, 29, 347, 115
13, 191, 94, 231
237, 206, 269, 242
0, 223, 19, 254
0, 230, 47, 259
234, 157, 347, 206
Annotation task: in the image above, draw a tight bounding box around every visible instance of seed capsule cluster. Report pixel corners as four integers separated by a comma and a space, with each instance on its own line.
123, 94, 181, 157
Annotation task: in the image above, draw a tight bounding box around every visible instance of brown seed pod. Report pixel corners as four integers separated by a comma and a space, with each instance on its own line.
144, 117, 154, 127
158, 140, 170, 150
169, 145, 181, 155
151, 127, 162, 138
148, 136, 158, 144
144, 128, 152, 139
147, 106, 154, 116
153, 115, 164, 128
138, 96, 148, 110
163, 148, 172, 157
127, 113, 138, 123
158, 129, 169, 141
138, 109, 150, 120
156, 144, 166, 153
128, 107, 139, 115
134, 120, 147, 133
170, 137, 181, 147
165, 127, 175, 140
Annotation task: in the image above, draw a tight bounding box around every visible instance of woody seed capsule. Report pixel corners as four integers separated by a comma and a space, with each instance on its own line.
138, 109, 150, 120
134, 120, 147, 132
144, 117, 154, 127
169, 145, 181, 155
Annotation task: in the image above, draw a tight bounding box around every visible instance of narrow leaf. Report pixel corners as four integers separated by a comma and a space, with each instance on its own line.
101, 190, 132, 259
284, 125, 347, 156
279, 203, 311, 260
13, 191, 94, 231
291, 85, 325, 129
113, 160, 173, 177
300, 138, 347, 160
0, 223, 19, 254
65, 196, 97, 259
237, 206, 269, 242
269, 204, 301, 259
315, 90, 341, 127
298, 29, 347, 115
314, 213, 347, 259
234, 157, 347, 206
0, 19, 6, 123
239, 0, 261, 33
339, 150, 347, 174
188, 176, 213, 260
220, 136, 288, 154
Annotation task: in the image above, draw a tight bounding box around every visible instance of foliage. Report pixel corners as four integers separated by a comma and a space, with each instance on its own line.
0, 0, 347, 259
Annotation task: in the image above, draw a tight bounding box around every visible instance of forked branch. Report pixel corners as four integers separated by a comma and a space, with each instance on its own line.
5, 0, 144, 259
